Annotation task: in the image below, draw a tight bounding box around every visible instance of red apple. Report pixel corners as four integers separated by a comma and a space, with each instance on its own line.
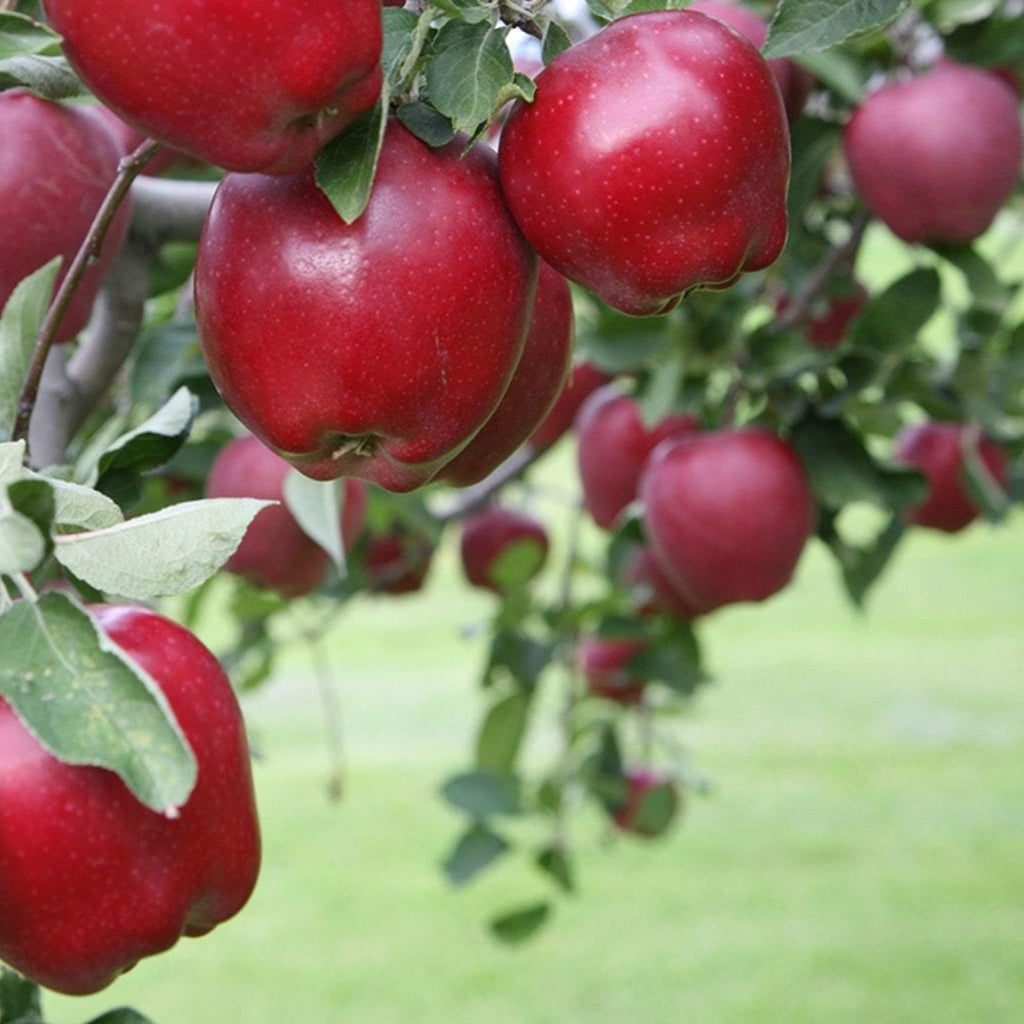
576, 386, 699, 530
42, 0, 383, 175
843, 61, 1023, 244
689, 0, 813, 121
609, 769, 681, 838
205, 435, 367, 597
0, 604, 260, 995
498, 10, 790, 316
894, 422, 1008, 533
529, 361, 612, 451
640, 429, 815, 612
459, 506, 549, 593
360, 523, 436, 595
578, 635, 648, 705
0, 91, 131, 342
437, 262, 574, 487
777, 280, 869, 350
195, 120, 538, 492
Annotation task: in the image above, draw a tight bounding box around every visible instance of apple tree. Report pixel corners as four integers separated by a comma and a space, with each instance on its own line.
1, 0, 1023, 1018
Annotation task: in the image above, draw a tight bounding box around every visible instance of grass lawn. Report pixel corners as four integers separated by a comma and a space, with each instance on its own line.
48, 498, 1024, 1024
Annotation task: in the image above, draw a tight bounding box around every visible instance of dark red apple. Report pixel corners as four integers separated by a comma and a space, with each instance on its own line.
437, 262, 574, 486
459, 506, 549, 594
894, 422, 1008, 533
205, 435, 367, 597
640, 429, 815, 612
43, 0, 383, 175
0, 604, 260, 995
360, 523, 436, 595
578, 635, 648, 705
576, 386, 698, 530
689, 0, 813, 120
609, 769, 681, 838
498, 10, 790, 316
528, 361, 612, 451
195, 120, 538, 492
0, 91, 131, 342
844, 61, 1023, 244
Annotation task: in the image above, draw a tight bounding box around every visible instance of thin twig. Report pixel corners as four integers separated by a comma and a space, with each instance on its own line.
308, 629, 346, 802
12, 139, 162, 455
434, 444, 546, 524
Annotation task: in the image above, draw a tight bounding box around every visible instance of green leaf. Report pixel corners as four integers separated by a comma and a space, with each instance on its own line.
0, 592, 197, 813
790, 415, 928, 511
541, 20, 573, 64
283, 471, 346, 573
628, 619, 706, 696
0, 967, 41, 1024
0, 53, 85, 98
382, 7, 421, 78
0, 508, 45, 574
788, 119, 843, 225
53, 497, 271, 600
0, 441, 25, 485
96, 387, 198, 480
475, 691, 531, 772
84, 1010, 157, 1024
441, 769, 524, 817
131, 321, 206, 408
0, 259, 60, 442
849, 268, 942, 354
30, 474, 124, 532
484, 629, 553, 689
6, 478, 55, 559
0, 12, 63, 59
794, 48, 864, 103
763, 0, 909, 58
536, 845, 575, 893
930, 245, 1010, 315
833, 515, 905, 608
490, 901, 551, 944
315, 95, 388, 225
442, 822, 509, 887
395, 101, 456, 147
961, 430, 1011, 522
489, 536, 546, 592
424, 21, 513, 136
430, 0, 493, 23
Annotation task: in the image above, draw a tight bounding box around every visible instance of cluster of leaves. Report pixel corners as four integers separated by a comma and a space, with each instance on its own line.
0, 967, 150, 1024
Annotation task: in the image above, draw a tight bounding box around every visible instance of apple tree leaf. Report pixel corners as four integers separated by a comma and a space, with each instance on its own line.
489, 902, 551, 944
283, 470, 347, 573
395, 101, 456, 147
0, 259, 60, 443
53, 497, 271, 599
0, 12, 62, 59
0, 53, 85, 98
84, 1011, 157, 1024
475, 691, 532, 773
29, 473, 124, 533
0, 965, 42, 1023
0, 591, 197, 814
763, 0, 909, 58
96, 387, 199, 478
541, 20, 573, 63
441, 769, 524, 818
0, 508, 46, 575
0, 441, 26, 486
315, 93, 388, 225
424, 21, 514, 136
442, 822, 510, 887
848, 268, 942, 354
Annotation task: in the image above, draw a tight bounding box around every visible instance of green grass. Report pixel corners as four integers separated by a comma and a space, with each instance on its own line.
47, 503, 1024, 1024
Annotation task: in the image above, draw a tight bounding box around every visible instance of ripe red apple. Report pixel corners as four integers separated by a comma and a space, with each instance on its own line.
689, 0, 813, 121
576, 386, 698, 530
621, 545, 707, 621
195, 120, 538, 492
843, 61, 1023, 244
893, 422, 1008, 533
0, 604, 260, 995
0, 91, 131, 342
528, 361, 612, 451
498, 10, 790, 316
205, 435, 367, 597
609, 769, 681, 838
437, 262, 574, 486
777, 279, 869, 350
360, 523, 436, 595
42, 0, 382, 175
459, 506, 549, 594
640, 429, 815, 612
578, 635, 648, 705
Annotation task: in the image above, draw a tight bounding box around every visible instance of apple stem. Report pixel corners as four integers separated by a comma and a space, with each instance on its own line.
12, 138, 163, 459
306, 624, 346, 802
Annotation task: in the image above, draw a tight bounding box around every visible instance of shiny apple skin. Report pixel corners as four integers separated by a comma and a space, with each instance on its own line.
195, 121, 538, 492
640, 429, 815, 612
42, 0, 383, 175
844, 62, 1023, 245
498, 10, 790, 316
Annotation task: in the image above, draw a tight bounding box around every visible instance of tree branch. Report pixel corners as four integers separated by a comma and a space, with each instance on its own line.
433, 443, 546, 524
130, 176, 218, 246
13, 139, 161, 456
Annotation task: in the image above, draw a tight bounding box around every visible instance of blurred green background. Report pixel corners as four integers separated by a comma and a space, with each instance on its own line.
48, 493, 1024, 1024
